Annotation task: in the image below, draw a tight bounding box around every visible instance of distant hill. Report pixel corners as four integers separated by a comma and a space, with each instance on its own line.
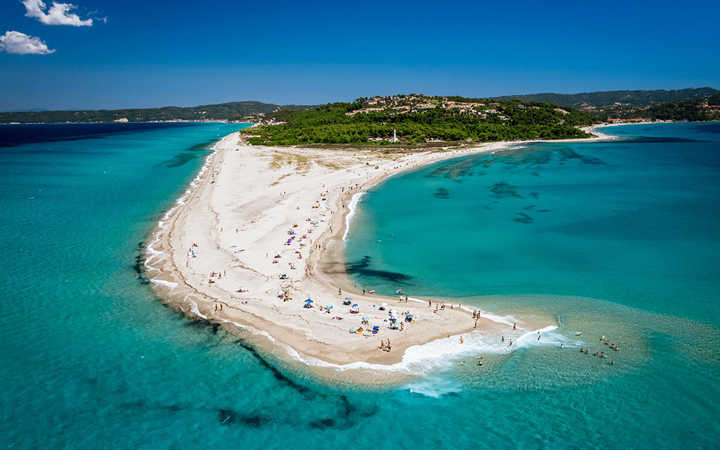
0, 101, 310, 124
498, 88, 718, 109
601, 92, 720, 121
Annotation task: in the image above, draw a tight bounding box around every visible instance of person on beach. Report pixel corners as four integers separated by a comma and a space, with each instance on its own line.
513, 322, 517, 330
501, 336, 504, 343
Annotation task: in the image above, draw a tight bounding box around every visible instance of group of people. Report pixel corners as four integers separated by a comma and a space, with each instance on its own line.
208, 270, 226, 284
378, 339, 392, 352
600, 335, 620, 351
578, 334, 620, 365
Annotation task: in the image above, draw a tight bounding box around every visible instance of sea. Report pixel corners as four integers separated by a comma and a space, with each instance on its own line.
1, 122, 719, 448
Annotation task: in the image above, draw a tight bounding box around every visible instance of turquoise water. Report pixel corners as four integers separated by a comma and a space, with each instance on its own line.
345, 122, 720, 447
1, 123, 718, 449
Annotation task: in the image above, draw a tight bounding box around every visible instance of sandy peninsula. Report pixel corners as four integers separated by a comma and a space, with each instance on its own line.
144, 127, 614, 382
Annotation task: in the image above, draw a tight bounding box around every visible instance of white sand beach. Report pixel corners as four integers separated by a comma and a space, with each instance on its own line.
143, 128, 614, 382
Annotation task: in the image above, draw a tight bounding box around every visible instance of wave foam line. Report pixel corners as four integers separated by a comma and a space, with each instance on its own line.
343, 192, 365, 242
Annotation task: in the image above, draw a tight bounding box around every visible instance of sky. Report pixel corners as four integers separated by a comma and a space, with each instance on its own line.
0, 0, 718, 111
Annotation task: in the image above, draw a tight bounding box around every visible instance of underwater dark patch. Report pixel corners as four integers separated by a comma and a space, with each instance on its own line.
346, 256, 413, 284
490, 182, 523, 198
309, 418, 336, 429
157, 152, 199, 168
426, 155, 483, 179
133, 242, 150, 284
189, 141, 215, 151
513, 212, 534, 224
554, 147, 606, 165
238, 342, 313, 398
434, 187, 450, 199
218, 409, 272, 427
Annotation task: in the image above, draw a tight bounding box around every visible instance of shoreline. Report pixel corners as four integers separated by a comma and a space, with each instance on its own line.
143, 127, 616, 384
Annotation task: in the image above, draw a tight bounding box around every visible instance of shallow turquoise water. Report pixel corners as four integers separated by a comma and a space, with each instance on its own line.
345, 122, 720, 447
1, 123, 718, 449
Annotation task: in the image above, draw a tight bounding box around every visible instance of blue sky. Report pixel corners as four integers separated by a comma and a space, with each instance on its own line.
1, 0, 718, 110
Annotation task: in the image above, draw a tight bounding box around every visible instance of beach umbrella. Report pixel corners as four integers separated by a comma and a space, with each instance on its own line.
362, 316, 369, 321
352, 304, 358, 307
345, 297, 352, 301
305, 299, 313, 303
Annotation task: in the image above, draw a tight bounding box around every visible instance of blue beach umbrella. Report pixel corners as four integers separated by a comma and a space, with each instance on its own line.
305, 299, 313, 303
345, 297, 352, 301
352, 304, 358, 307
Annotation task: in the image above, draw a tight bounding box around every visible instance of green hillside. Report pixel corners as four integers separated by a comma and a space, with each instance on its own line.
242, 94, 594, 147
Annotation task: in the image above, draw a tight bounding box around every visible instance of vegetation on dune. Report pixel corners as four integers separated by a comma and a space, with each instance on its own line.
242, 95, 594, 146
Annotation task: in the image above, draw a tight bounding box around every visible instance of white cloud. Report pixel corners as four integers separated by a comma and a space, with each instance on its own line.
0, 30, 55, 54
22, 0, 94, 27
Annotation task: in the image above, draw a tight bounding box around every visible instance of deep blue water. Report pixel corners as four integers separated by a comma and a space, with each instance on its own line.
1, 122, 718, 449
